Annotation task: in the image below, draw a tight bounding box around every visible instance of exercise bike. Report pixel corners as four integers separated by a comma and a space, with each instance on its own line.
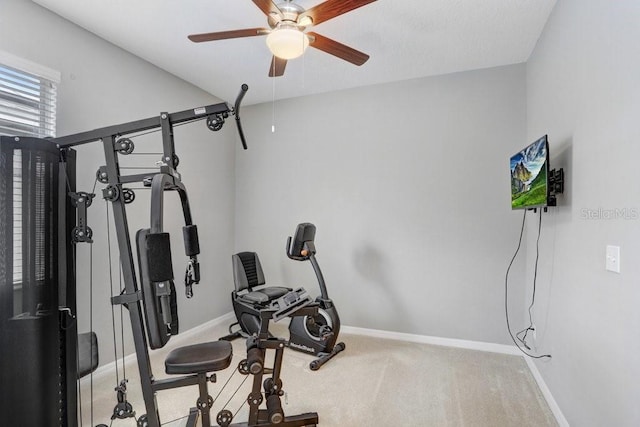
225, 223, 345, 370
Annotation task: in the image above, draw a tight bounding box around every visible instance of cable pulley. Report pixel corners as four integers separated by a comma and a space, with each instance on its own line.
122, 188, 136, 204
96, 167, 109, 183
238, 359, 250, 375
216, 409, 233, 427
206, 113, 228, 131
72, 226, 93, 242
103, 185, 119, 202
111, 380, 136, 420
159, 153, 180, 168
136, 414, 149, 427
70, 192, 95, 243
115, 137, 135, 155
102, 185, 135, 204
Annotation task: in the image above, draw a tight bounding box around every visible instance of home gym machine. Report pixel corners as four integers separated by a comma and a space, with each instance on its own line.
226, 223, 345, 371
0, 84, 319, 426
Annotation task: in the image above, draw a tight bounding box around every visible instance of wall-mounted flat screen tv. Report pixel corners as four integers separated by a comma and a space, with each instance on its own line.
510, 135, 549, 210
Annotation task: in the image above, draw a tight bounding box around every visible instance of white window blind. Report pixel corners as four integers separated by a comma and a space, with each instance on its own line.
0, 57, 58, 138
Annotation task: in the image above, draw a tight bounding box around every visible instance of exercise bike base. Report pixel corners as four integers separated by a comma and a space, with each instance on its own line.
309, 342, 346, 371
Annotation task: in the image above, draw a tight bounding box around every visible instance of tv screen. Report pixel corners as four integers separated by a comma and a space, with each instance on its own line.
510, 135, 549, 210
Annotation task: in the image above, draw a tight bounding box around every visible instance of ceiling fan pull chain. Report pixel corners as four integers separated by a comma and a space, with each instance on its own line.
272, 66, 276, 133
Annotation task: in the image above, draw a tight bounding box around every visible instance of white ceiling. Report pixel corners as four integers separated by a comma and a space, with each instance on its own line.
32, 0, 556, 106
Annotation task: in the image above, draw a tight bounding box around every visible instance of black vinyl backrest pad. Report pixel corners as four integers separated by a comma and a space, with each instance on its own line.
146, 232, 174, 282
232, 252, 266, 292
136, 229, 179, 349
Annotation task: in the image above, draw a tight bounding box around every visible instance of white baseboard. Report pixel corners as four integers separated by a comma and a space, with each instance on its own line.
341, 325, 569, 426
524, 357, 570, 427
341, 325, 522, 355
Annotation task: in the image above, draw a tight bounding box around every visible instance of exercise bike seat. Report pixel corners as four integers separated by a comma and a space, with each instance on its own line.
232, 252, 291, 306
165, 341, 233, 375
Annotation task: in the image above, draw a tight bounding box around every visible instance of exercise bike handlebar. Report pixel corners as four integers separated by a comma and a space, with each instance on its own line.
286, 236, 306, 261
234, 84, 249, 150
285, 224, 331, 301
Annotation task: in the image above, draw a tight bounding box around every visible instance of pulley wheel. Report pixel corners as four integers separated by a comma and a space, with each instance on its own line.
122, 188, 135, 204
116, 137, 135, 154
238, 359, 250, 375
136, 415, 149, 427
216, 409, 233, 427
206, 114, 224, 131
96, 169, 109, 183
72, 226, 92, 241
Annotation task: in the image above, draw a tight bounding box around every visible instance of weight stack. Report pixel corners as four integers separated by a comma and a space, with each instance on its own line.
0, 136, 77, 426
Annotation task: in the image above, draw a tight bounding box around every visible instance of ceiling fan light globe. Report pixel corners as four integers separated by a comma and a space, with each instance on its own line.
266, 28, 309, 60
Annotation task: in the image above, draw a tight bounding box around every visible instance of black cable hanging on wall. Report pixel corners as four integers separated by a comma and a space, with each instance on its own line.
504, 210, 551, 359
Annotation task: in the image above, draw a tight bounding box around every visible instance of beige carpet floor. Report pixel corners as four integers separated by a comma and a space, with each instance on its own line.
79, 320, 557, 427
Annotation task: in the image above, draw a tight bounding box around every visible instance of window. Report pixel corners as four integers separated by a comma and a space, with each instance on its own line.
0, 52, 59, 138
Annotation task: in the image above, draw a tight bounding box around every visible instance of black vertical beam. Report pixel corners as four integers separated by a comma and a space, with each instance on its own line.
101, 136, 161, 427
60, 148, 78, 427
159, 113, 176, 169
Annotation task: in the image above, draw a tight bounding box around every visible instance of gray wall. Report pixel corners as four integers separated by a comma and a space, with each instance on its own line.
526, 0, 640, 425
236, 64, 529, 344
1, 0, 237, 366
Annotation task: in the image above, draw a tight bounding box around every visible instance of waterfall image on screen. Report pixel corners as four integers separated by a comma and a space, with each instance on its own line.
510, 135, 549, 209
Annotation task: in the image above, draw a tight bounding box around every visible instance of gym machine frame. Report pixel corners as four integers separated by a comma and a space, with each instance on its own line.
50, 85, 288, 427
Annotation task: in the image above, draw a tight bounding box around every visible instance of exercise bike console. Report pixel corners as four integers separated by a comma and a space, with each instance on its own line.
268, 288, 313, 322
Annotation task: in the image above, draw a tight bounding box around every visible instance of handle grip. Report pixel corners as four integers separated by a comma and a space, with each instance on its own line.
234, 84, 249, 150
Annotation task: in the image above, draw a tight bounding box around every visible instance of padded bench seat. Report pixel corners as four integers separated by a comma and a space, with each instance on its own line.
239, 286, 291, 305
165, 341, 233, 375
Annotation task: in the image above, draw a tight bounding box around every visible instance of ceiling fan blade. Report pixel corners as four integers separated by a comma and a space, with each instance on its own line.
268, 56, 287, 77
301, 0, 377, 27
188, 28, 268, 43
308, 32, 369, 66
252, 0, 282, 17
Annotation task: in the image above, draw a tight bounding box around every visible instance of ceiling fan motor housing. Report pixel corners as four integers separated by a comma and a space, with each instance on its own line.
269, 1, 309, 29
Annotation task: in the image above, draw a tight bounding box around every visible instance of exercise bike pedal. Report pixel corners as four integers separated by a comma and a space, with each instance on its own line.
220, 322, 246, 341
219, 330, 243, 341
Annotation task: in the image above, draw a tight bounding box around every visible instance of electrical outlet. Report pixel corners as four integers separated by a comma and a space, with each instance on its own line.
606, 245, 621, 273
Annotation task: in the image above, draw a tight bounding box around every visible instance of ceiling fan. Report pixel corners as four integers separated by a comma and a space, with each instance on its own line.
188, 0, 377, 77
